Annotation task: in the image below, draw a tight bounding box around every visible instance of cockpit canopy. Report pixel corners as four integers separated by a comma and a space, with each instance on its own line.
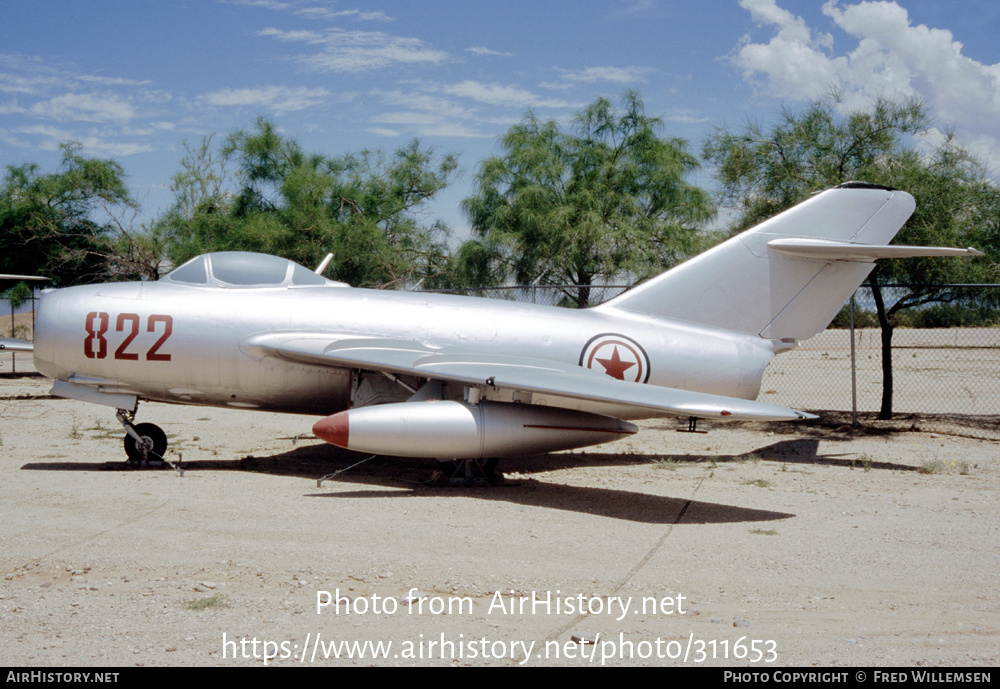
163, 252, 346, 288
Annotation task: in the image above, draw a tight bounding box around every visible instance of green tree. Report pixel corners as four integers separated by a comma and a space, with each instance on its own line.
703, 92, 998, 418
458, 90, 715, 307
168, 135, 232, 221
159, 118, 458, 288
0, 143, 161, 284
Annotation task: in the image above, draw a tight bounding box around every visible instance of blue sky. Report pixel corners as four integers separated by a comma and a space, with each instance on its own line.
2, 0, 999, 241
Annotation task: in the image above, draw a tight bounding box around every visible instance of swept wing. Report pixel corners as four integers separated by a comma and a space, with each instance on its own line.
242, 333, 815, 422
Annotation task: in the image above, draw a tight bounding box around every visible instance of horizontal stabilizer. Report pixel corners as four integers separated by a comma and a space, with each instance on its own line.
767, 238, 984, 261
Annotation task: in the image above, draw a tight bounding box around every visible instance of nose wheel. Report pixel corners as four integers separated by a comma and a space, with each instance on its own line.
116, 410, 168, 466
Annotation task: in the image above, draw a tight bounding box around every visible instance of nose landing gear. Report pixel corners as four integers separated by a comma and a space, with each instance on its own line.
116, 409, 169, 467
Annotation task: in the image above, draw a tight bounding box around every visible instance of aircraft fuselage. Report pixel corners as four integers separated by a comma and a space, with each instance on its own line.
33, 280, 779, 419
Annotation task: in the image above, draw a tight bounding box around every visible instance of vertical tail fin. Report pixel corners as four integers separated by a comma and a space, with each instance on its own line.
596, 183, 916, 341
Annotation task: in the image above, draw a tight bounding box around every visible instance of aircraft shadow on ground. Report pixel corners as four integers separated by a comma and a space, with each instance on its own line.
20, 433, 920, 524
18, 436, 923, 525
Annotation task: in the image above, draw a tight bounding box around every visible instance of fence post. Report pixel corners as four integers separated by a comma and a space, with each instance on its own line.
9, 299, 13, 375
850, 294, 857, 427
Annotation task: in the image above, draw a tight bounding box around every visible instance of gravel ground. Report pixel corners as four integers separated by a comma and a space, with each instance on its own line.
1, 365, 997, 667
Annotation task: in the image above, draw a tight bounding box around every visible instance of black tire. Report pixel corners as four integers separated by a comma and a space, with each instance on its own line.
124, 423, 168, 463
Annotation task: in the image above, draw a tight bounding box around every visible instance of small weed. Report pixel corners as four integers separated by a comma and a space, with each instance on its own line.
68, 417, 81, 440
743, 479, 770, 488
920, 459, 942, 475
652, 458, 679, 471
850, 455, 874, 472
187, 594, 228, 611
958, 460, 972, 475
750, 529, 778, 536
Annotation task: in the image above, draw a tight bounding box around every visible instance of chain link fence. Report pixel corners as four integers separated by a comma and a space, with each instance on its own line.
761, 285, 1000, 440
0, 293, 39, 376
425, 283, 632, 308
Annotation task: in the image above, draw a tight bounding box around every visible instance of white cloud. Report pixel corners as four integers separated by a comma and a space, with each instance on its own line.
466, 46, 514, 58
0, 102, 28, 116
442, 81, 572, 109
366, 86, 503, 139
200, 85, 330, 113
374, 112, 443, 126
258, 28, 325, 43
228, 1, 392, 22
0, 71, 57, 95
30, 92, 136, 122
5, 124, 151, 157
735, 0, 1000, 170
367, 126, 401, 137
370, 88, 475, 121
663, 109, 709, 125
735, 0, 841, 100
16, 123, 75, 140
259, 27, 448, 72
75, 74, 152, 87
556, 66, 658, 84
406, 122, 486, 139
76, 137, 153, 157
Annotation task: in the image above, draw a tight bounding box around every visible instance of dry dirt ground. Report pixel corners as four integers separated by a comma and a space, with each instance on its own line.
0, 360, 997, 668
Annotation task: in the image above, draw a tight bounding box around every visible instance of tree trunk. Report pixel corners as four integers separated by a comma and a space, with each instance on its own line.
868, 269, 895, 420
574, 270, 592, 309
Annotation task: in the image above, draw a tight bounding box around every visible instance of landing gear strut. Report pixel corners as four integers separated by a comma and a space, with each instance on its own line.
116, 409, 168, 466
433, 458, 503, 486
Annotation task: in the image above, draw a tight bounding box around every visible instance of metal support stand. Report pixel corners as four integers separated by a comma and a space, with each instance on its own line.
433, 458, 503, 486
677, 416, 707, 433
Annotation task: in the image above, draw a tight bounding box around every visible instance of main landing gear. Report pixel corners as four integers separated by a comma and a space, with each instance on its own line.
116, 409, 169, 467
432, 458, 504, 486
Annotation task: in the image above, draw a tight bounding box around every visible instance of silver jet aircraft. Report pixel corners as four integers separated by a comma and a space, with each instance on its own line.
25, 183, 980, 473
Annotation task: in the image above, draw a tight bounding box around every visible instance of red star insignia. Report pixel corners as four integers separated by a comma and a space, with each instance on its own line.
596, 346, 635, 380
